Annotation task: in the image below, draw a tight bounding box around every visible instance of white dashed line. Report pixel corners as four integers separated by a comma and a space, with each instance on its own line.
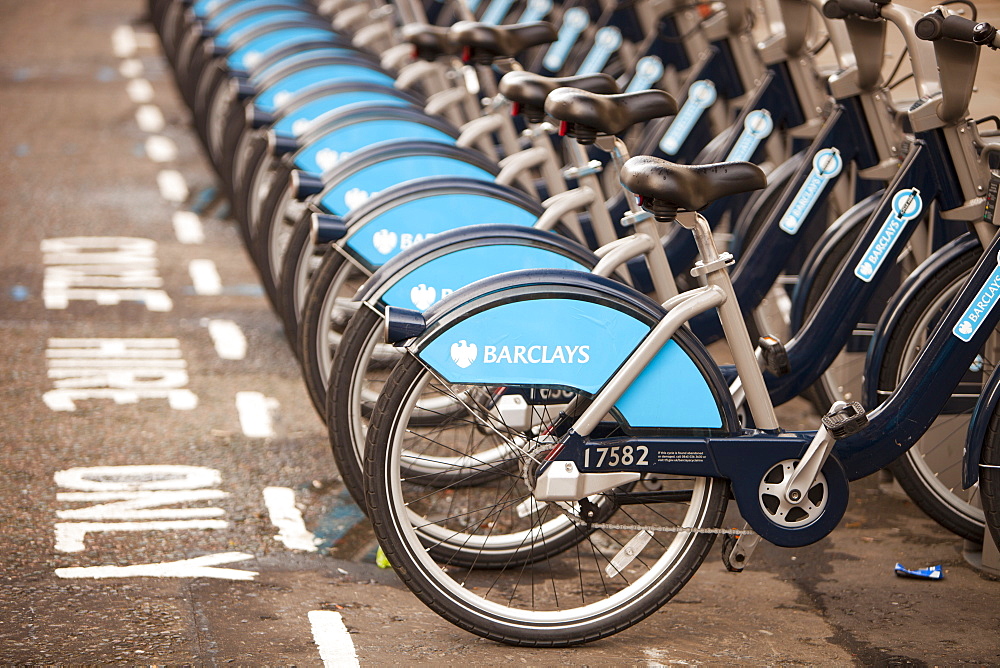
136, 104, 165, 132
125, 78, 154, 103
157, 169, 189, 202
172, 210, 206, 244
235, 391, 277, 438
56, 552, 257, 580
206, 319, 247, 359
111, 25, 137, 58
189, 259, 222, 295
309, 611, 360, 667
263, 487, 319, 552
145, 135, 178, 163
119, 58, 144, 78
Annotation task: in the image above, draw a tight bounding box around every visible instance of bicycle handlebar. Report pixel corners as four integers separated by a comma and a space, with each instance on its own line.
914, 11, 999, 49
822, 0, 884, 21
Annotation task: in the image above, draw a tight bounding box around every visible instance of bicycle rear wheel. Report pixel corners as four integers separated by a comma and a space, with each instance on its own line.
363, 353, 729, 646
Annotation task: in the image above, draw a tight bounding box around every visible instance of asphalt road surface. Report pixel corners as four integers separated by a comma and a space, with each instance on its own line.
1, 0, 999, 664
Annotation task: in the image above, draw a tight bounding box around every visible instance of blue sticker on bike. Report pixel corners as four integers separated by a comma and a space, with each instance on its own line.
953, 250, 1000, 342
543, 7, 589, 72
659, 81, 716, 155
294, 120, 454, 174
576, 26, 622, 75
519, 0, 553, 23
726, 110, 774, 162
779, 147, 843, 235
625, 56, 665, 93
854, 188, 922, 282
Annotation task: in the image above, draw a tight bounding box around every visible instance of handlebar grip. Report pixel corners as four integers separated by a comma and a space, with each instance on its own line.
822, 0, 882, 21
915, 11, 999, 47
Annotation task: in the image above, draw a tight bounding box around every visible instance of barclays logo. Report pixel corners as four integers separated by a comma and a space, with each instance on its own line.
316, 148, 350, 172
372, 229, 398, 255
450, 340, 478, 368
449, 341, 591, 366
410, 283, 453, 310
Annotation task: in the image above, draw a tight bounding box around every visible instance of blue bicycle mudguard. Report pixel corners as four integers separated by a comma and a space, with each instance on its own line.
397, 269, 734, 431
315, 143, 499, 217
356, 225, 598, 312
244, 45, 367, 81
213, 9, 320, 47
292, 107, 459, 174
253, 64, 395, 114
338, 183, 541, 269
207, 2, 311, 32
227, 29, 345, 72
269, 86, 420, 139
195, 0, 307, 20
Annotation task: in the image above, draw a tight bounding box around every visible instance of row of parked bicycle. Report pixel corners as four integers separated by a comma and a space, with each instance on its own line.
149, 0, 999, 647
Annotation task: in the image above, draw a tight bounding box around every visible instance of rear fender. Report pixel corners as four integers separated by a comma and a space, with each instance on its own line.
399, 270, 739, 433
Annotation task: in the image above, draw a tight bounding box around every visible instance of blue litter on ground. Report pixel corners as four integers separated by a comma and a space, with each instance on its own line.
10, 285, 29, 301
894, 563, 943, 580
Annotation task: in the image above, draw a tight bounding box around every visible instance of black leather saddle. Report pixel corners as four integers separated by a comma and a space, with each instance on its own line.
449, 21, 558, 64
498, 71, 619, 122
620, 155, 767, 218
400, 24, 460, 61
543, 87, 678, 144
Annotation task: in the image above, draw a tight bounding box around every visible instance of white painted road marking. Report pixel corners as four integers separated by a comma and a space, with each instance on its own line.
309, 610, 360, 667
111, 25, 137, 58
263, 487, 318, 552
42, 236, 173, 311
126, 77, 154, 104
136, 104, 165, 132
158, 169, 189, 202
236, 391, 277, 437
57, 490, 228, 521
44, 339, 196, 411
172, 210, 205, 244
206, 319, 247, 360
145, 135, 178, 162
119, 58, 143, 78
56, 552, 257, 580
55, 465, 221, 491
54, 519, 229, 552
189, 259, 222, 295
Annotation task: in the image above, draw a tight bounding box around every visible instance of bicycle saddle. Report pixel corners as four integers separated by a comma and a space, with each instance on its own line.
544, 88, 678, 144
621, 155, 767, 218
499, 71, 619, 122
400, 24, 460, 60
449, 21, 558, 64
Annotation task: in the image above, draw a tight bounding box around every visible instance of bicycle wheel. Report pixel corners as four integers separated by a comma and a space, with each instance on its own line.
328, 306, 403, 508
364, 353, 729, 646
298, 247, 369, 419
874, 244, 986, 541
979, 393, 1000, 552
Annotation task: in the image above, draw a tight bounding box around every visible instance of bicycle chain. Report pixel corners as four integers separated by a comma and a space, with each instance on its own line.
568, 519, 756, 536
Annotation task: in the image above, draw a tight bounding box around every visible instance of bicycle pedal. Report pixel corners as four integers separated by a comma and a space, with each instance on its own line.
822, 401, 868, 439
759, 336, 790, 376
721, 529, 759, 572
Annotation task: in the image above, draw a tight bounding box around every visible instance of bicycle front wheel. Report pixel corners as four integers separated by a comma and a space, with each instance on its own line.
363, 353, 729, 646
874, 244, 985, 541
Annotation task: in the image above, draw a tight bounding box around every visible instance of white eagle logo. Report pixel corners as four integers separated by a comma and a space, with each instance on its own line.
450, 340, 478, 368
409, 284, 437, 310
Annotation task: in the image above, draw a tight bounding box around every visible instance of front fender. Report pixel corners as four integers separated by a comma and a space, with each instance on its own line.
966, 364, 1000, 488
398, 270, 739, 433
